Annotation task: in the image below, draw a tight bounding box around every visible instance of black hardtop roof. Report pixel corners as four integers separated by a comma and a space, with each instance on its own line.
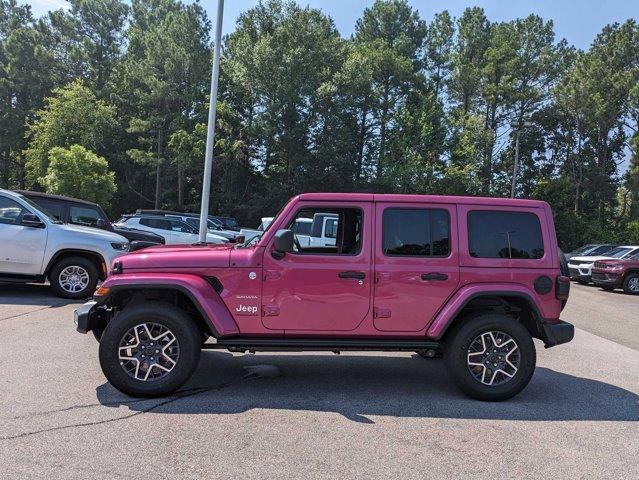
16, 190, 99, 207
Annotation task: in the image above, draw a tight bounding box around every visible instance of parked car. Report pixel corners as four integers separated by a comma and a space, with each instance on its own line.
0, 189, 129, 298
115, 214, 228, 245
239, 216, 275, 242
563, 243, 617, 262
135, 209, 238, 241
18, 191, 165, 251
591, 252, 639, 294
210, 215, 240, 231
567, 245, 639, 283
76, 193, 572, 401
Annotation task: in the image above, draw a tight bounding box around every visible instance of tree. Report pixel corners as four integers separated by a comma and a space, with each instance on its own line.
113, 0, 212, 208
425, 10, 454, 103
47, 0, 129, 91
41, 144, 116, 204
24, 80, 117, 185
0, 0, 58, 187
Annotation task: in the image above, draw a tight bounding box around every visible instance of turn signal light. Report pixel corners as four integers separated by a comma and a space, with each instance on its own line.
95, 286, 110, 296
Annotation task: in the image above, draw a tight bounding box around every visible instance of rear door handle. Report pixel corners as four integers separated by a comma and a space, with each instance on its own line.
339, 271, 366, 280
421, 272, 448, 281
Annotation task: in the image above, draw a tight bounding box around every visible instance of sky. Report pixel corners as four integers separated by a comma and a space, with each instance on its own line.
26, 0, 639, 51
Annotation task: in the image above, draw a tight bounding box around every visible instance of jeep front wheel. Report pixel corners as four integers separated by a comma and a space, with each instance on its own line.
49, 256, 98, 299
443, 314, 536, 401
99, 302, 201, 397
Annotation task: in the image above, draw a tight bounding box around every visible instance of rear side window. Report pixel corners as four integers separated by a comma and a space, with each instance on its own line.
69, 205, 101, 227
140, 218, 172, 231
383, 208, 450, 257
467, 211, 544, 259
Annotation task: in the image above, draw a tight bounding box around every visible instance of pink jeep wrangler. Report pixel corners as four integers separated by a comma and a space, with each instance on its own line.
75, 193, 573, 401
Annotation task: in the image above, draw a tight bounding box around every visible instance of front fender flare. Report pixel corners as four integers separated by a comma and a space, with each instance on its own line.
97, 273, 240, 338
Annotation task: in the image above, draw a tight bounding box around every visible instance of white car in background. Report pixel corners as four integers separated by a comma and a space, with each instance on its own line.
568, 245, 639, 283
0, 189, 130, 298
115, 215, 228, 245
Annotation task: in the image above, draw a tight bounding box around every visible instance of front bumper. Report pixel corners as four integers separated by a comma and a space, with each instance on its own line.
591, 271, 622, 286
568, 265, 592, 280
540, 320, 574, 348
74, 300, 109, 334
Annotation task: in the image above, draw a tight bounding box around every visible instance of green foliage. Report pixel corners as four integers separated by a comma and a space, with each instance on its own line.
24, 80, 117, 185
41, 145, 116, 204
1, 0, 638, 248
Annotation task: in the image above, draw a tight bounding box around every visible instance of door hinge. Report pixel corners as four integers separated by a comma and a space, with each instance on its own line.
373, 307, 391, 318
375, 272, 391, 283
262, 305, 280, 316
264, 270, 282, 281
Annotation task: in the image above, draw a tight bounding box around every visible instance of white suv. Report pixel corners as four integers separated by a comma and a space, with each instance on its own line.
568, 245, 639, 283
0, 189, 130, 298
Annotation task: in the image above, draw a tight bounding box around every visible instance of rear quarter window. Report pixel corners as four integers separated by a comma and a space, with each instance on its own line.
467, 210, 544, 259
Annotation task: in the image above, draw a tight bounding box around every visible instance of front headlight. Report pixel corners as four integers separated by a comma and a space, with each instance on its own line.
111, 242, 130, 251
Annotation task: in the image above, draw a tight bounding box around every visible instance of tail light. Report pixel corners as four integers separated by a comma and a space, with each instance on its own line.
556, 275, 570, 300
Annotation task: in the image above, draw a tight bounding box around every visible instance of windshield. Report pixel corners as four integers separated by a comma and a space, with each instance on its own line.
573, 244, 595, 255
17, 194, 62, 223
607, 247, 632, 258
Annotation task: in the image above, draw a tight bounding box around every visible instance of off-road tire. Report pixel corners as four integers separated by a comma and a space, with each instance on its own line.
49, 256, 98, 299
443, 314, 536, 401
99, 302, 201, 397
622, 273, 639, 295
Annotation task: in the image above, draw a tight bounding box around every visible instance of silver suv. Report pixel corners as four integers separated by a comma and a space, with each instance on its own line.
0, 189, 130, 298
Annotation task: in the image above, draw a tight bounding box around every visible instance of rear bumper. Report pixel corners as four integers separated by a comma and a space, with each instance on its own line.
540, 320, 574, 348
74, 300, 109, 334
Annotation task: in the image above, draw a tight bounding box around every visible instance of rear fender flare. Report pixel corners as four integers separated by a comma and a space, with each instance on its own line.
98, 273, 239, 338
427, 283, 543, 340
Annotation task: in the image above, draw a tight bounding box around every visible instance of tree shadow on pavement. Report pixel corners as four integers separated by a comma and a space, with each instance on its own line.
96, 351, 639, 423
0, 283, 78, 307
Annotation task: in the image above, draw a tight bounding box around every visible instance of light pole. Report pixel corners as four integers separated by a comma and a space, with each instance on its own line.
510, 120, 533, 198
198, 0, 225, 243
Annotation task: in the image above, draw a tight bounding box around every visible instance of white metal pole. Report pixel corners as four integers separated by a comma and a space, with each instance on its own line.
198, 0, 225, 243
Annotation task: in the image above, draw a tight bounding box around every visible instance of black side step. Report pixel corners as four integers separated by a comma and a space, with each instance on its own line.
203, 337, 440, 353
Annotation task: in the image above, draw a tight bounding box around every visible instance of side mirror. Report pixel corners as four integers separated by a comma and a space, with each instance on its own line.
21, 213, 45, 228
272, 229, 294, 259
96, 218, 112, 230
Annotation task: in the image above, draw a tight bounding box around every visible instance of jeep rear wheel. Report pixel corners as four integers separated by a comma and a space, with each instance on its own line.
49, 256, 98, 299
443, 314, 536, 401
622, 273, 639, 295
99, 302, 201, 397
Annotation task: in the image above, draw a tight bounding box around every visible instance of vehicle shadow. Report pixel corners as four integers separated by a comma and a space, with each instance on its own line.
0, 282, 80, 307
96, 351, 639, 423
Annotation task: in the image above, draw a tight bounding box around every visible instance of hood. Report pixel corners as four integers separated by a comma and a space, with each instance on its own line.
570, 255, 617, 263
596, 258, 639, 266
115, 243, 233, 271
56, 223, 128, 243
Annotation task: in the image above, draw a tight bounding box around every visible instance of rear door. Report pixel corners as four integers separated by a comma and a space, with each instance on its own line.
373, 202, 459, 332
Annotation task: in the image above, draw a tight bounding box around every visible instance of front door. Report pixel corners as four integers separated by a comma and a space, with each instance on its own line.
0, 196, 47, 275
261, 202, 372, 331
373, 202, 459, 332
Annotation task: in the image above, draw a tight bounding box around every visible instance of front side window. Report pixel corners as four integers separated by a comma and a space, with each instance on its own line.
69, 205, 101, 227
0, 196, 26, 225
288, 207, 362, 255
468, 210, 544, 259
383, 208, 450, 257
33, 199, 64, 220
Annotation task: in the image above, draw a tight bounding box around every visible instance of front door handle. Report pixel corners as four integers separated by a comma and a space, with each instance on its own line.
421, 272, 448, 281
339, 271, 366, 280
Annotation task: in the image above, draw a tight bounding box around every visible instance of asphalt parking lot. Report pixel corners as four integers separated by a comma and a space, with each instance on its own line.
0, 283, 637, 479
